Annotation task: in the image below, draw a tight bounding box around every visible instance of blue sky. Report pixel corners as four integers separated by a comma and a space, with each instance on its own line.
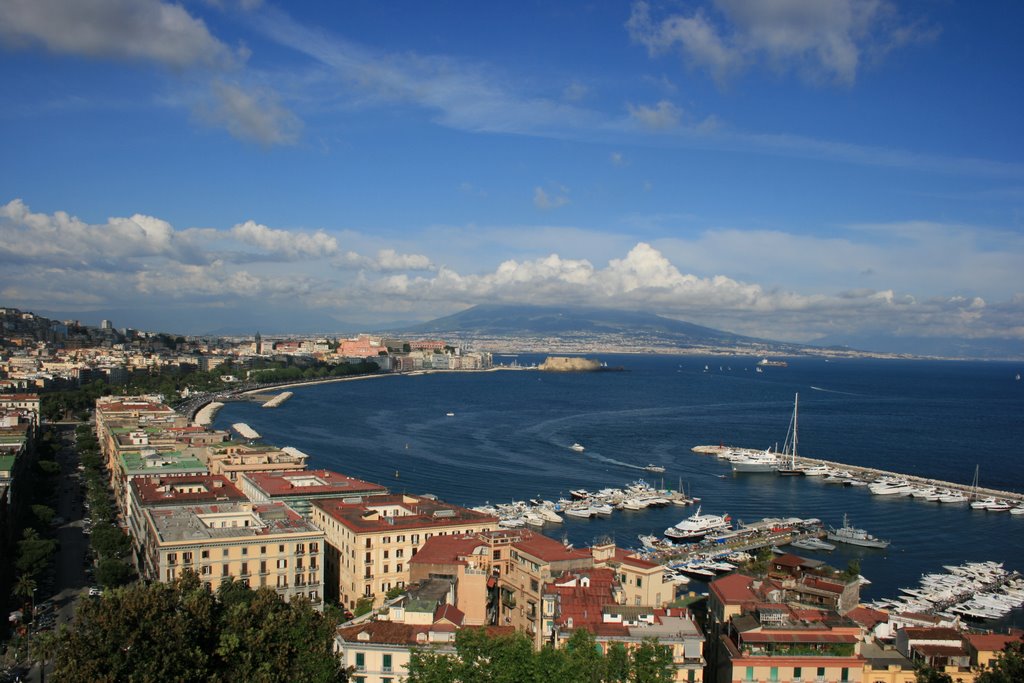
0, 0, 1022, 344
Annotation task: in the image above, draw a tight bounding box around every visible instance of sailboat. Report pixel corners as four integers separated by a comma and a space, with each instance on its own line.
776, 393, 804, 476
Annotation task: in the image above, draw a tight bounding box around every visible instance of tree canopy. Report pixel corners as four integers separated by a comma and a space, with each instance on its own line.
976, 641, 1024, 683
406, 628, 676, 683
53, 573, 344, 683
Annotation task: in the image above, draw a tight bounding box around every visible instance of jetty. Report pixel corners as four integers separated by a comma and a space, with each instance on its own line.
692, 445, 1024, 506
261, 391, 293, 408
232, 422, 260, 440
639, 517, 829, 567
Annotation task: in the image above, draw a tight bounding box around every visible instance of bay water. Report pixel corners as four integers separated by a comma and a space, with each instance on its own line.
213, 354, 1024, 624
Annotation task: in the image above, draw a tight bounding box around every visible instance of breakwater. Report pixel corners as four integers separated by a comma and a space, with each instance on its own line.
692, 445, 1024, 505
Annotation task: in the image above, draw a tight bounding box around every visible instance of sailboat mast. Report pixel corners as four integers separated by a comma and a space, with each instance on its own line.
793, 393, 799, 465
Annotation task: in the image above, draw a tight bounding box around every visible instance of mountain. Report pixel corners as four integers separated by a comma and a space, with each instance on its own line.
393, 304, 819, 355
810, 332, 1024, 360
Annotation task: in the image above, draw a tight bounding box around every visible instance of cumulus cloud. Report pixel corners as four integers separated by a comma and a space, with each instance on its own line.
626, 0, 938, 85
534, 186, 571, 210
0, 0, 238, 68
230, 220, 337, 259
199, 81, 303, 146
0, 198, 204, 268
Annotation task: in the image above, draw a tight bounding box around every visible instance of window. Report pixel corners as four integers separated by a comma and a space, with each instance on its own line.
183, 552, 193, 563
493, 550, 501, 560
383, 536, 391, 544
310, 542, 319, 553
296, 543, 305, 554
241, 562, 249, 576
396, 563, 402, 572
383, 565, 389, 574
168, 553, 177, 565
201, 550, 209, 559
279, 544, 285, 553
841, 668, 849, 682
355, 652, 365, 672
794, 667, 802, 681
383, 550, 389, 559
365, 539, 372, 548
297, 558, 304, 569
636, 577, 642, 587
687, 670, 695, 683
222, 564, 230, 577
530, 579, 539, 591
745, 666, 754, 683
261, 546, 266, 554
260, 560, 267, 574
396, 549, 404, 558
223, 548, 229, 557
365, 552, 371, 563
241, 547, 248, 555
411, 548, 417, 556
411, 534, 419, 544
382, 654, 392, 672
770, 666, 779, 682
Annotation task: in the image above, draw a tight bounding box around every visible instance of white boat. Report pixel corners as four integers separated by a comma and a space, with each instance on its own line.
446, 412, 455, 417
591, 503, 614, 516
570, 442, 585, 452
643, 464, 666, 473
564, 506, 594, 519
799, 464, 830, 476
1010, 506, 1024, 515
826, 514, 890, 548
731, 448, 780, 473
790, 537, 836, 552
939, 491, 968, 504
664, 506, 731, 541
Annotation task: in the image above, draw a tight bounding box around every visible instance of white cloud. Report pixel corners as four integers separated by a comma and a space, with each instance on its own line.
200, 81, 302, 146
534, 186, 571, 210
332, 249, 433, 272
230, 220, 337, 259
627, 100, 683, 130
562, 81, 590, 102
0, 0, 237, 68
626, 0, 938, 86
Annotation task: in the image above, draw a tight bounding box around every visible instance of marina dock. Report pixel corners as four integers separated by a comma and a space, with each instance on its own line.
692, 445, 1024, 505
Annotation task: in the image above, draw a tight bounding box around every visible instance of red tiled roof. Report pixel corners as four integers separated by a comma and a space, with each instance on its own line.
710, 573, 758, 604
513, 533, 591, 563
965, 632, 1024, 653
614, 548, 659, 569
846, 606, 889, 629
903, 627, 964, 641
312, 494, 497, 533
243, 469, 387, 497
409, 534, 486, 566
434, 603, 465, 626
772, 554, 807, 568
131, 474, 246, 505
914, 643, 967, 657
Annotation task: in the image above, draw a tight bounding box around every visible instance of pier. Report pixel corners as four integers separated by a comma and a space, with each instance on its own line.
261, 391, 293, 408
193, 401, 223, 426
640, 518, 828, 567
691, 445, 1024, 505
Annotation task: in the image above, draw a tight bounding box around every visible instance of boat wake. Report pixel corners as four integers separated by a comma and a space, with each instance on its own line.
809, 386, 860, 396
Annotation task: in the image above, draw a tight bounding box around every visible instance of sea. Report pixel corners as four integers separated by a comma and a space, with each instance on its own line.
212, 354, 1024, 627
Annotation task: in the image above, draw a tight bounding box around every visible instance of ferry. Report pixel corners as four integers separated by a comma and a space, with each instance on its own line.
664, 506, 731, 541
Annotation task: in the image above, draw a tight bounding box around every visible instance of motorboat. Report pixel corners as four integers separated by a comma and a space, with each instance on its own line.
731, 449, 780, 473
664, 506, 731, 541
643, 464, 666, 473
789, 537, 836, 552
570, 442, 585, 452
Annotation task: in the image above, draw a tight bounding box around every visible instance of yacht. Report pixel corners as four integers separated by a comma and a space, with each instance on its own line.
826, 514, 890, 548
799, 464, 830, 476
731, 449, 780, 473
643, 464, 666, 473
664, 506, 731, 541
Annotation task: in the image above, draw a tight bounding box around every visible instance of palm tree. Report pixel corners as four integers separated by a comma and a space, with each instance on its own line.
12, 574, 37, 607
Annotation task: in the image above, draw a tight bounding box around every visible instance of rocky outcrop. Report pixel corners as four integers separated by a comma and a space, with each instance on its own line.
538, 356, 602, 372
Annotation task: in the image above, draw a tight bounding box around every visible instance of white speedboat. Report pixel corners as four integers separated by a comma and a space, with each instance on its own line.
799, 464, 830, 476
664, 506, 731, 541
570, 442, 585, 452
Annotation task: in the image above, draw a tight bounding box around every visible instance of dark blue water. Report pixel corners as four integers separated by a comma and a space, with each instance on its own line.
214, 355, 1024, 622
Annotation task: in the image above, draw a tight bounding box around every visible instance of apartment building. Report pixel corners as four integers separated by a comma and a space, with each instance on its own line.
239, 469, 388, 519
126, 473, 247, 569
310, 494, 497, 609
140, 501, 325, 606
199, 441, 309, 481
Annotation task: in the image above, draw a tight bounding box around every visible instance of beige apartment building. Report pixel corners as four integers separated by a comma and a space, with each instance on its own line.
200, 441, 309, 481
140, 500, 326, 606
310, 494, 498, 610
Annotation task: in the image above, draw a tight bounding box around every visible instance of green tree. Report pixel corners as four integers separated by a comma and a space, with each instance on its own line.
16, 528, 58, 579
604, 642, 630, 682
12, 574, 37, 615
976, 641, 1024, 683
630, 638, 674, 683
564, 629, 604, 683
914, 664, 953, 683
95, 557, 135, 588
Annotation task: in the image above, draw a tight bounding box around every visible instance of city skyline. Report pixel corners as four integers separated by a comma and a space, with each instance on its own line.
1, 1, 1022, 345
